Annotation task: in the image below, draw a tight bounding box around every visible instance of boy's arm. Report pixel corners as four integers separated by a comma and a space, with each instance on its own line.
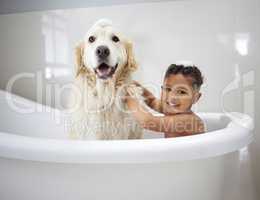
126, 97, 204, 137
133, 81, 162, 113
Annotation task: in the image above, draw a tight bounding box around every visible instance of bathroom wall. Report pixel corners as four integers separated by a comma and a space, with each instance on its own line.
0, 0, 173, 14
0, 0, 259, 199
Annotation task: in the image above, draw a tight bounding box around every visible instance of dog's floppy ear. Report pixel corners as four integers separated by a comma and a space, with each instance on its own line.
125, 41, 138, 72
74, 41, 96, 86
75, 41, 86, 77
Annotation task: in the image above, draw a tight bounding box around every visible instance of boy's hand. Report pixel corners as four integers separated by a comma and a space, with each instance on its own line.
126, 84, 144, 99
132, 80, 141, 87
121, 84, 143, 103
131, 80, 162, 113
126, 85, 136, 98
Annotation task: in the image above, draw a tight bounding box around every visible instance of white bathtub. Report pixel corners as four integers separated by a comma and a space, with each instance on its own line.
0, 90, 253, 200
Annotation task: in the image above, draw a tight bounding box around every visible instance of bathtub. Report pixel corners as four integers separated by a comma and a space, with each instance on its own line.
0, 90, 253, 200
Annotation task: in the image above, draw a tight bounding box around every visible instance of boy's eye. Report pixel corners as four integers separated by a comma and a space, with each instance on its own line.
166, 88, 172, 92
164, 87, 172, 92
161, 86, 172, 92
177, 90, 187, 95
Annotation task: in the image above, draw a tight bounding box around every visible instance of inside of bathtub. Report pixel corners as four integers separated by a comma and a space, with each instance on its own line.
0, 97, 230, 140
0, 89, 235, 140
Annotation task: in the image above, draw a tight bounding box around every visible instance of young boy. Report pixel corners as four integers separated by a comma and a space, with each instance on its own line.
126, 64, 205, 138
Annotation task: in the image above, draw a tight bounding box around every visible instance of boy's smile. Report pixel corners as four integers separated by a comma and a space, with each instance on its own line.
161, 74, 201, 115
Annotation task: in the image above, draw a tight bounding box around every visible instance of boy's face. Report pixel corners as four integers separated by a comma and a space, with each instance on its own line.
161, 74, 201, 115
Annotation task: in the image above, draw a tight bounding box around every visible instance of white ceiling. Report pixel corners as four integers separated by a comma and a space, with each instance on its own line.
0, 0, 177, 15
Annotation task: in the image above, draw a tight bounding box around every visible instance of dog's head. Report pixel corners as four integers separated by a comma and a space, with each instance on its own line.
75, 19, 137, 81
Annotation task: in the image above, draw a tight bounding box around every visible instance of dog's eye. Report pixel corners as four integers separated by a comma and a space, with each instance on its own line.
88, 36, 96, 43
112, 35, 120, 43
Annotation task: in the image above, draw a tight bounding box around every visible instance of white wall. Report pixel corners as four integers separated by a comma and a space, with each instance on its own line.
0, 0, 259, 199
0, 0, 174, 14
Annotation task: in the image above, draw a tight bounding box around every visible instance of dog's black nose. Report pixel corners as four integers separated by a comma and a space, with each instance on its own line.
96, 45, 110, 59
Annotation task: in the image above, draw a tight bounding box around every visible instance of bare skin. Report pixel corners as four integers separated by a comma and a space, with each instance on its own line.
127, 74, 205, 138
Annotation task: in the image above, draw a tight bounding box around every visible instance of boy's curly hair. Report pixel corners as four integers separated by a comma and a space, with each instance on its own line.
164, 64, 204, 89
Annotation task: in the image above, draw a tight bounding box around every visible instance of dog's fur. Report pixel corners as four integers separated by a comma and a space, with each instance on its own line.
68, 19, 143, 140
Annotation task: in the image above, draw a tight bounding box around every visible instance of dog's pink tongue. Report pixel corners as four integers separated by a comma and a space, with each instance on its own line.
98, 67, 111, 76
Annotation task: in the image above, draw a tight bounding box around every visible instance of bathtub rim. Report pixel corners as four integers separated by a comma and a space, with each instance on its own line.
0, 90, 254, 164
0, 115, 254, 164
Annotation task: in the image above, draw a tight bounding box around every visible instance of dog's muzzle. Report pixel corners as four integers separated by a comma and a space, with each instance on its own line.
94, 45, 118, 79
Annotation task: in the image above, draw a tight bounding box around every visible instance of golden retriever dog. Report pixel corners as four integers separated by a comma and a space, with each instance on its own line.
68, 19, 143, 140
